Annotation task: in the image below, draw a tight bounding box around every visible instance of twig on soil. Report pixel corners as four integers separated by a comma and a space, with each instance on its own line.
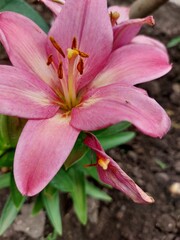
129, 0, 169, 18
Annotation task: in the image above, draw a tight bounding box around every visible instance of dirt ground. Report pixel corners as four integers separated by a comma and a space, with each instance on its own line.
0, 1, 179, 239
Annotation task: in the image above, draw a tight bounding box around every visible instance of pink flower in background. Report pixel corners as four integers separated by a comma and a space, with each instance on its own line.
40, 0, 64, 16
84, 134, 154, 204
0, 0, 171, 197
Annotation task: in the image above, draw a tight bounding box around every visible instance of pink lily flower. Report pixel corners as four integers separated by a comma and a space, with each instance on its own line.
39, 0, 64, 16
0, 0, 171, 197
84, 134, 154, 204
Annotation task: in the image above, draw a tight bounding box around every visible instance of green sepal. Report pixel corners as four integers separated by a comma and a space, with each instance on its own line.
42, 186, 62, 236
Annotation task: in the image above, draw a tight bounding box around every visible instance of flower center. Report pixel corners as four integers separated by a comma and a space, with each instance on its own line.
47, 37, 89, 111
98, 158, 110, 170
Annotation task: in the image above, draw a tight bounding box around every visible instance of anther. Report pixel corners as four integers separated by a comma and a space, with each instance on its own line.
58, 61, 63, 79
49, 36, 65, 58
47, 54, 53, 66
110, 11, 120, 26
77, 58, 84, 75
71, 37, 77, 49
79, 51, 89, 58
52, 0, 64, 4
98, 158, 110, 170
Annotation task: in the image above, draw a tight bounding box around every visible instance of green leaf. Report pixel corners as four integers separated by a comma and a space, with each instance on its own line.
69, 168, 87, 225
10, 174, 25, 208
51, 168, 73, 193
155, 159, 168, 170
43, 188, 62, 236
99, 131, 135, 150
168, 36, 180, 48
86, 181, 112, 202
32, 194, 44, 216
0, 195, 24, 235
0, 173, 10, 189
0, 0, 49, 32
0, 150, 14, 167
64, 134, 88, 169
93, 121, 131, 137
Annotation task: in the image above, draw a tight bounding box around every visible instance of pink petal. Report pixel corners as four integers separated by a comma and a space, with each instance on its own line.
91, 44, 171, 88
40, 0, 64, 15
14, 114, 79, 196
0, 12, 56, 87
48, 0, 113, 90
132, 35, 167, 52
71, 85, 171, 138
113, 16, 155, 50
84, 134, 154, 204
0, 65, 59, 119
108, 6, 129, 23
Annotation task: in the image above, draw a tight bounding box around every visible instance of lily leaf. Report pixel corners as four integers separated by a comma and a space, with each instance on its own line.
0, 150, 14, 167
64, 133, 88, 169
32, 194, 44, 216
0, 0, 49, 32
0, 195, 24, 235
93, 121, 131, 137
43, 187, 62, 236
86, 181, 112, 202
51, 168, 73, 193
69, 168, 87, 225
0, 172, 10, 189
99, 131, 135, 150
10, 174, 26, 208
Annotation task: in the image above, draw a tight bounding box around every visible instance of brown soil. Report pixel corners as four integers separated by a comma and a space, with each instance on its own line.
0, 1, 180, 239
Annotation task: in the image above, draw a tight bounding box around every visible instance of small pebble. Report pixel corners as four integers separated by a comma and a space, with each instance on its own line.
169, 183, 180, 196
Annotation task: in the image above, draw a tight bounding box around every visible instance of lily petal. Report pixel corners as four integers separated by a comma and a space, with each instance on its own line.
14, 114, 79, 196
91, 44, 171, 88
108, 6, 129, 23
48, 0, 113, 90
40, 0, 64, 15
0, 66, 59, 119
0, 12, 56, 87
71, 85, 171, 138
132, 35, 167, 52
84, 134, 154, 204
113, 16, 155, 50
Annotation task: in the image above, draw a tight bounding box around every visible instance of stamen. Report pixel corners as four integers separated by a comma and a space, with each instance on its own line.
47, 54, 53, 66
110, 11, 120, 26
52, 0, 64, 4
79, 51, 89, 58
58, 61, 63, 79
71, 37, 77, 49
49, 36, 65, 58
67, 48, 79, 59
98, 158, 110, 170
84, 163, 97, 168
77, 58, 84, 75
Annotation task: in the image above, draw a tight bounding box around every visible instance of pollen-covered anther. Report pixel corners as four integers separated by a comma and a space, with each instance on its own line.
110, 11, 120, 26
98, 158, 110, 170
58, 61, 63, 79
77, 58, 84, 75
47, 54, 53, 66
49, 36, 65, 58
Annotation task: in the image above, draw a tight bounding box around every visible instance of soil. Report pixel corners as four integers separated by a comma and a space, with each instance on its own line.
0, 1, 180, 240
